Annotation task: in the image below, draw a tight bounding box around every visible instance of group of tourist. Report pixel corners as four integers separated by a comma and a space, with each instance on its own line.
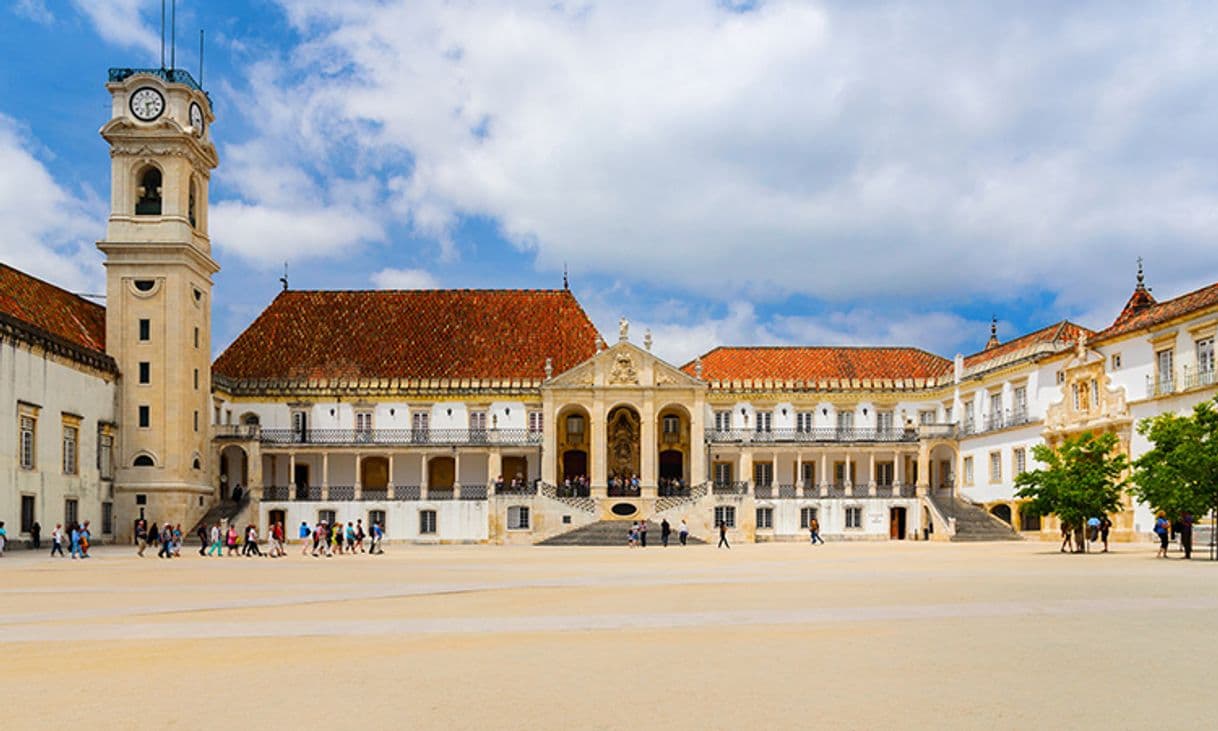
557, 475, 591, 497
608, 473, 642, 496
1153, 511, 1197, 559
28, 521, 94, 558
300, 518, 385, 557
493, 474, 534, 494
628, 518, 690, 547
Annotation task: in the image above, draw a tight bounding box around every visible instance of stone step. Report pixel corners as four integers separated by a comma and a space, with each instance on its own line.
537, 520, 705, 546
929, 494, 1020, 542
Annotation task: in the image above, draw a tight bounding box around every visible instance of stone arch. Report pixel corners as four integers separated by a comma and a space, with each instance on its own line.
657, 403, 692, 485
990, 503, 1013, 526
607, 404, 641, 486
132, 452, 157, 467
361, 456, 389, 490
427, 456, 456, 490
556, 404, 591, 485
134, 163, 163, 215
219, 444, 249, 500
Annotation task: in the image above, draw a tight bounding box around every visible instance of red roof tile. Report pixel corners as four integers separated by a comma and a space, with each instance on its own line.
963, 320, 1092, 371
0, 263, 107, 357
1097, 280, 1218, 342
213, 289, 600, 384
682, 346, 952, 383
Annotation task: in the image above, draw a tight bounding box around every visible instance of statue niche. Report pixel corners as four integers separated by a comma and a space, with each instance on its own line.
607, 406, 641, 480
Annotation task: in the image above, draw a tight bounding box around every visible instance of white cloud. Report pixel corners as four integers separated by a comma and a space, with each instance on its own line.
370, 267, 439, 289
71, 0, 161, 59
209, 199, 384, 268
244, 0, 1218, 312
14, 0, 54, 24
0, 115, 104, 292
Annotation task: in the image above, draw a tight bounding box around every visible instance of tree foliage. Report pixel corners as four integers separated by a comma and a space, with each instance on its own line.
1131, 396, 1218, 520
1015, 431, 1128, 532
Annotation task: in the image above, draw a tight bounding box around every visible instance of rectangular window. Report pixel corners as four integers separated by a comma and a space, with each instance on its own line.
943, 406, 953, 424
876, 410, 894, 433
755, 411, 772, 433
355, 411, 373, 436
138, 405, 150, 428
527, 411, 543, 434
98, 431, 113, 480
713, 410, 732, 432
193, 368, 199, 390
1013, 386, 1027, 418
834, 461, 853, 484
507, 505, 530, 530
470, 411, 487, 432
138, 318, 150, 341
1111, 353, 1122, 370
662, 414, 680, 434
1056, 370, 1065, 385
753, 462, 773, 487
845, 506, 862, 529
21, 495, 35, 533
799, 507, 818, 529
19, 415, 36, 470
836, 410, 854, 430
989, 393, 1003, 425
138, 361, 150, 384
1090, 379, 1099, 409
293, 410, 309, 441
796, 412, 815, 432
565, 414, 584, 435
756, 507, 773, 529
102, 502, 114, 535
194, 327, 199, 348
876, 462, 894, 485
368, 510, 386, 530
1014, 447, 1027, 476
62, 425, 78, 474
801, 462, 815, 485
419, 509, 437, 534
193, 410, 199, 433
1072, 383, 1081, 410
64, 498, 78, 527
1198, 338, 1215, 384
919, 409, 935, 425
989, 451, 1002, 483
713, 462, 732, 485
1156, 349, 1174, 392
714, 505, 736, 529
318, 509, 336, 526
963, 456, 974, 486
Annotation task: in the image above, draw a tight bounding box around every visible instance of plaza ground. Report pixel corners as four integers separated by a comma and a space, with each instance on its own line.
0, 540, 1214, 729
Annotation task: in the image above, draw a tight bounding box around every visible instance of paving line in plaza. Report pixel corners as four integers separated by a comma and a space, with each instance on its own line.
2, 596, 1216, 643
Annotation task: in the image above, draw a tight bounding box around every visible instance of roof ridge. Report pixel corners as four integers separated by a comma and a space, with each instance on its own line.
0, 262, 105, 313
281, 287, 572, 295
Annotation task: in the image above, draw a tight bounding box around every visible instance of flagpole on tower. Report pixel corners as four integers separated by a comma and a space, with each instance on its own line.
160, 0, 166, 69
170, 0, 177, 72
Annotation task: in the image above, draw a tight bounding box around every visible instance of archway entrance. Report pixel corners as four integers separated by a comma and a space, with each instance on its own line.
561, 451, 587, 482
890, 507, 907, 540
607, 405, 641, 493
428, 457, 455, 490
659, 450, 684, 481
557, 405, 591, 485
219, 445, 249, 501
656, 405, 689, 487
990, 503, 1012, 525
361, 457, 389, 490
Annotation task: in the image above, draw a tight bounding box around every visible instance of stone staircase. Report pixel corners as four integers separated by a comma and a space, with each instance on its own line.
654, 482, 709, 514
928, 493, 1020, 542
539, 483, 597, 514
537, 520, 706, 546
188, 495, 251, 536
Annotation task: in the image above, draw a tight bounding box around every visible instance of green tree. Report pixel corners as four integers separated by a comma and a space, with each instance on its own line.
1131, 396, 1218, 523
1015, 431, 1128, 553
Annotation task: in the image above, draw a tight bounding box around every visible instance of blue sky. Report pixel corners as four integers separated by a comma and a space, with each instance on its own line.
4, 1, 1218, 365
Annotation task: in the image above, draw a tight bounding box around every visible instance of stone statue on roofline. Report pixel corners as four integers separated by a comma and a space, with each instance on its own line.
619, 316, 629, 342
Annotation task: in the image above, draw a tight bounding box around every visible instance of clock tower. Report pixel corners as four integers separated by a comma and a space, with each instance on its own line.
98, 68, 219, 539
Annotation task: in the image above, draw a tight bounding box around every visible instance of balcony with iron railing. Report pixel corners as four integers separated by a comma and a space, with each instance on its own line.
707, 427, 918, 444
1156, 367, 1217, 396
959, 408, 1031, 436
224, 427, 543, 447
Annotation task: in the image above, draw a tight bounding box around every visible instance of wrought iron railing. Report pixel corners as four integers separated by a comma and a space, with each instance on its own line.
754, 484, 774, 499
428, 488, 456, 501
253, 428, 542, 447
108, 67, 209, 96
295, 486, 322, 501
328, 485, 355, 501
360, 488, 389, 502
608, 484, 642, 497
657, 484, 690, 498
711, 481, 749, 495
1179, 368, 1216, 392
707, 428, 917, 444
460, 485, 488, 500
778, 484, 797, 499
392, 485, 421, 501
496, 483, 539, 496
264, 486, 290, 501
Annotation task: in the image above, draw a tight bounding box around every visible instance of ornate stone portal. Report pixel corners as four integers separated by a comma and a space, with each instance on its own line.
608, 406, 641, 479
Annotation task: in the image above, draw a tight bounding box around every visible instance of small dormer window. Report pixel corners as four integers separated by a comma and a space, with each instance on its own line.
135, 167, 162, 215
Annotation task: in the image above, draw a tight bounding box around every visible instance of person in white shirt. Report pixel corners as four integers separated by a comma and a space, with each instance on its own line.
678, 519, 689, 546
51, 524, 65, 557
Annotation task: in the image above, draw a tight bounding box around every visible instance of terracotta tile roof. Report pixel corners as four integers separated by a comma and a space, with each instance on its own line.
213, 289, 600, 384
963, 320, 1092, 372
0, 263, 108, 360
1096, 280, 1218, 342
682, 346, 953, 384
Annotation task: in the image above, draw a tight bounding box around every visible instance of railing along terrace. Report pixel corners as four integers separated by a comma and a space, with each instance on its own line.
1148, 375, 1176, 397
1178, 368, 1216, 392
707, 427, 917, 444
753, 484, 774, 499
214, 424, 260, 439
295, 486, 322, 501
658, 484, 690, 497
328, 485, 355, 501
428, 488, 456, 501
393, 485, 421, 501
360, 488, 389, 502
264, 486, 290, 501
978, 409, 1032, 434
495, 483, 538, 496
712, 481, 749, 495
257, 428, 542, 447
460, 484, 488, 500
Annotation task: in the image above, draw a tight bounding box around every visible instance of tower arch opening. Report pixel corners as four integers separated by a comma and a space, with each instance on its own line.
134, 165, 163, 215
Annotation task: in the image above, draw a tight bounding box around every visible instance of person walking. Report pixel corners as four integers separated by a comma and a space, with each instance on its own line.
660, 518, 671, 547
1180, 512, 1194, 559
50, 524, 65, 557
717, 520, 730, 549
69, 524, 82, 559
370, 521, 385, 555
0, 521, 6, 557
136, 519, 149, 557
678, 519, 689, 546
809, 517, 824, 545
207, 524, 223, 557
1059, 522, 1073, 553
196, 523, 209, 556
79, 521, 91, 558
157, 524, 174, 558
638, 520, 648, 548
1099, 516, 1112, 553
299, 521, 311, 556
355, 519, 366, 553
30, 521, 41, 551
1153, 512, 1170, 558
225, 524, 239, 556
345, 522, 356, 554
172, 524, 183, 557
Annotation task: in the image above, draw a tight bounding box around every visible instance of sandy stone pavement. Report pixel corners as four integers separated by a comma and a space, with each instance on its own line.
0, 540, 1214, 729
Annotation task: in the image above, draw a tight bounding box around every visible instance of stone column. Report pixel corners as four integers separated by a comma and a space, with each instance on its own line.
387, 453, 395, 491
591, 400, 607, 496
868, 451, 877, 496
689, 396, 706, 485
247, 444, 264, 500
820, 452, 829, 496
739, 449, 754, 490
289, 452, 297, 498
641, 397, 656, 491
454, 450, 462, 493
354, 453, 362, 500
320, 452, 328, 501
421, 453, 429, 499
916, 443, 931, 496
795, 452, 803, 489
487, 449, 502, 490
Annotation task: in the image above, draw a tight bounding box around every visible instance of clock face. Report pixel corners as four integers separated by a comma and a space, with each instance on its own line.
190, 102, 204, 136
130, 87, 165, 121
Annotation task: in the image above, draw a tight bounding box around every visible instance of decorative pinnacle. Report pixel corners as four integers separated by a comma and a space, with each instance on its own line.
990, 315, 997, 337
1136, 256, 1145, 287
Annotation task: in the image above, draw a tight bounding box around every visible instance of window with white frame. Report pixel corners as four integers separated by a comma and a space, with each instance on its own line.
1013, 386, 1027, 418
412, 411, 430, 438
845, 506, 862, 529
662, 414, 680, 434
713, 410, 732, 432
800, 507, 818, 529
291, 410, 308, 441
801, 463, 815, 485
565, 414, 584, 435
714, 505, 736, 528
944, 405, 954, 424
919, 409, 935, 425
755, 411, 772, 433
507, 505, 530, 530
989, 451, 1002, 483
19, 415, 36, 470
713, 462, 732, 485
756, 506, 773, 529
963, 456, 974, 485
470, 411, 488, 434
419, 509, 437, 534
1198, 338, 1215, 384
876, 461, 894, 486
1156, 349, 1174, 392
989, 392, 1003, 422
836, 410, 854, 431
527, 411, 543, 434
753, 462, 773, 487
1072, 383, 1081, 411
876, 410, 894, 433
1013, 447, 1027, 476
355, 411, 373, 439
796, 411, 815, 432
62, 424, 78, 475
1090, 378, 1099, 409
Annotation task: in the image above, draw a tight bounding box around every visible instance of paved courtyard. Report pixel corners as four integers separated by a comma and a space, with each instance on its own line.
0, 540, 1214, 729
